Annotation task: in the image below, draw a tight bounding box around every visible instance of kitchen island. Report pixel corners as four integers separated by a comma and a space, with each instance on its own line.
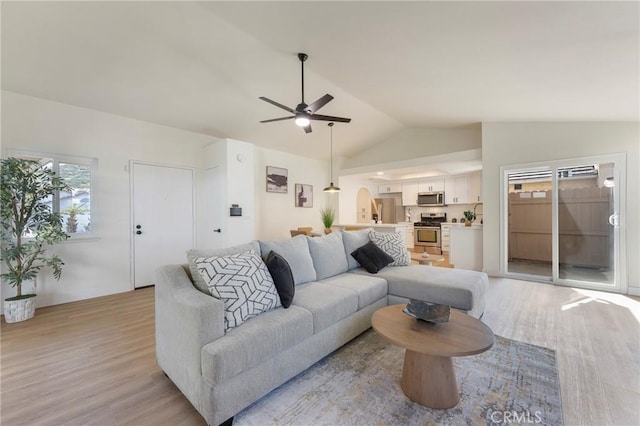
449, 225, 483, 271
333, 223, 407, 245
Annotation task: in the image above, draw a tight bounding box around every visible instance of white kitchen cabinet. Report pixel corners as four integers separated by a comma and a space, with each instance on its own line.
418, 179, 444, 193
444, 176, 469, 204
469, 171, 482, 203
401, 181, 419, 206
440, 223, 451, 253
405, 224, 414, 249
450, 226, 483, 271
378, 183, 402, 194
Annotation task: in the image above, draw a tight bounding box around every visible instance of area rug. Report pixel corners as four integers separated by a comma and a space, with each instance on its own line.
235, 329, 563, 426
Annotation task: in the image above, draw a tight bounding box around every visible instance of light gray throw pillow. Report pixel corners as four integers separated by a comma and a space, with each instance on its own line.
187, 240, 261, 294
259, 235, 317, 285
307, 231, 349, 280
341, 228, 373, 270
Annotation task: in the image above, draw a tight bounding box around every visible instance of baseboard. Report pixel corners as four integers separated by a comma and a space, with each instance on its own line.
628, 286, 640, 296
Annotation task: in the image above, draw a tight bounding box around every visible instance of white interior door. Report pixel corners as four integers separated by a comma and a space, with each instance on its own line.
132, 163, 194, 288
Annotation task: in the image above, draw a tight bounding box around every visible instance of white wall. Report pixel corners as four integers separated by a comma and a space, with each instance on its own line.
337, 126, 482, 225
0, 92, 333, 309
342, 126, 481, 170
1, 91, 215, 308
254, 148, 331, 240
202, 139, 256, 248
337, 175, 379, 225
481, 122, 640, 294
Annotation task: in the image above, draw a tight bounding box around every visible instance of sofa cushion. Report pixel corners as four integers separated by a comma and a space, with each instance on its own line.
292, 282, 359, 333
187, 241, 261, 294
351, 265, 487, 314
307, 232, 349, 280
194, 251, 281, 331
319, 273, 387, 310
201, 305, 314, 385
259, 236, 317, 285
369, 230, 411, 266
264, 250, 295, 308
350, 241, 394, 273
341, 228, 373, 270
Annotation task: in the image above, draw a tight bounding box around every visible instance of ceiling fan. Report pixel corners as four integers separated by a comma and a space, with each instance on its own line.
259, 53, 351, 134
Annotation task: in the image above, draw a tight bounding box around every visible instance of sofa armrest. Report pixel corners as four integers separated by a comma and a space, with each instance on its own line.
155, 264, 224, 412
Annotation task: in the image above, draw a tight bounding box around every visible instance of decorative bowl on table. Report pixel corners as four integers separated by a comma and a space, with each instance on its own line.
403, 300, 451, 323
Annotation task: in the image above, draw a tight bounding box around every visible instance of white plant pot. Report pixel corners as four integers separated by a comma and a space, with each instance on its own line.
4, 296, 37, 323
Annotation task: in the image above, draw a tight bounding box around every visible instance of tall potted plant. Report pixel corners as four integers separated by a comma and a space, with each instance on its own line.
320, 207, 335, 234
1, 158, 69, 323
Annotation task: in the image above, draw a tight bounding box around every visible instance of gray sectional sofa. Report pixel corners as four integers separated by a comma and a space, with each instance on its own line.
155, 229, 488, 425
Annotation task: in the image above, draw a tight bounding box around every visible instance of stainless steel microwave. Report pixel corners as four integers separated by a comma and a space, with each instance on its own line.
417, 192, 445, 206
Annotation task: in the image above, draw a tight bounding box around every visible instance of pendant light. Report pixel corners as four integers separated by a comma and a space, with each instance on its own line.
324, 123, 340, 193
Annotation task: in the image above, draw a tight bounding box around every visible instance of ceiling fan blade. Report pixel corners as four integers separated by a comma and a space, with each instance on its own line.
305, 94, 333, 114
260, 116, 294, 123
309, 114, 352, 123
259, 97, 295, 113
303, 124, 312, 134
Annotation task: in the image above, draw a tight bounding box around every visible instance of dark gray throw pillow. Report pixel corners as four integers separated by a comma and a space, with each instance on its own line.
351, 241, 395, 274
265, 250, 295, 308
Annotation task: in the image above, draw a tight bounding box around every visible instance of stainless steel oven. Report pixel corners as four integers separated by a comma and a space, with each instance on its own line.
414, 226, 441, 252
413, 213, 446, 254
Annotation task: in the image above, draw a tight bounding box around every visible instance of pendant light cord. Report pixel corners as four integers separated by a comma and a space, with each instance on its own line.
330, 123, 333, 181
324, 122, 339, 192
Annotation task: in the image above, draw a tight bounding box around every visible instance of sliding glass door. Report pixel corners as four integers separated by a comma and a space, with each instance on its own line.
502, 154, 626, 293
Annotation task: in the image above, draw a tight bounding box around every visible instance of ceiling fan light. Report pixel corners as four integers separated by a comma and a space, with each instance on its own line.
295, 115, 310, 127
323, 183, 340, 193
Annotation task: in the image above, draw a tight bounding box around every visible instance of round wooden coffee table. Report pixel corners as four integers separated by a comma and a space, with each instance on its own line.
372, 304, 494, 409
410, 252, 445, 266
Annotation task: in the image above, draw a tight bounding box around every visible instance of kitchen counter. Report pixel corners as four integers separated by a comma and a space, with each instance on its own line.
334, 223, 408, 229
334, 223, 408, 245
443, 222, 483, 227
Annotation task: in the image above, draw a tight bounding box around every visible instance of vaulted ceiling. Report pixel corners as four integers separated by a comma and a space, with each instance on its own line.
2, 1, 638, 161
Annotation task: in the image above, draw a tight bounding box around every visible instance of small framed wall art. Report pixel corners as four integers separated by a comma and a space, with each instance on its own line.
295, 184, 313, 208
266, 166, 288, 193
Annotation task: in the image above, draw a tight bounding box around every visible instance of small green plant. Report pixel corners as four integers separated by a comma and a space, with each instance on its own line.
463, 210, 475, 222
0, 158, 70, 300
320, 207, 335, 229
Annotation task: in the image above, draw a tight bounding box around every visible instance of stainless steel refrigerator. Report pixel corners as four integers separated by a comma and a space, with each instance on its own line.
374, 197, 397, 224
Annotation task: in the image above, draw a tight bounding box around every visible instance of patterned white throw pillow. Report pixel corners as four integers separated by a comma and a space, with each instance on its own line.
194, 250, 281, 332
368, 231, 411, 266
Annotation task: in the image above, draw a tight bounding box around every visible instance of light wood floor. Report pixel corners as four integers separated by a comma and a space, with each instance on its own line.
2, 279, 639, 425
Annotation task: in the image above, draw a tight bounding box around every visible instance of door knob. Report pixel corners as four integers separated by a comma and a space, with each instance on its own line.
608, 213, 619, 227
136, 230, 142, 235
213, 228, 222, 233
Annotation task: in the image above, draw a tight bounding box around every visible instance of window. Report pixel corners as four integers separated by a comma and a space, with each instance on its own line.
8, 150, 98, 240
